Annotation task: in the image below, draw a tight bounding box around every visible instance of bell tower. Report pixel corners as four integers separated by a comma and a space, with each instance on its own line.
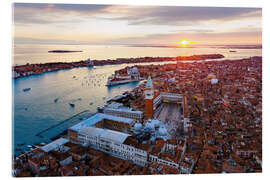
144, 76, 154, 119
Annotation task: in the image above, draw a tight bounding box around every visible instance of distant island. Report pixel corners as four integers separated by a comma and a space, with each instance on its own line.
48, 50, 83, 53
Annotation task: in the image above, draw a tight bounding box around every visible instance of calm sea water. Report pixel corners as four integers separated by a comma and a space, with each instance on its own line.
12, 44, 262, 156
13, 44, 262, 65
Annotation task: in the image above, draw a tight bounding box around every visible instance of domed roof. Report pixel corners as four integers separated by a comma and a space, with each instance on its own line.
131, 66, 138, 73
152, 119, 162, 128
134, 122, 142, 131
145, 119, 155, 131
211, 78, 218, 84
158, 126, 168, 136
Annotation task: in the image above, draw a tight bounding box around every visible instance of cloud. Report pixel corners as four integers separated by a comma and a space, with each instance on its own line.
14, 3, 111, 13
170, 29, 215, 33
13, 3, 112, 25
103, 29, 262, 45
13, 3, 261, 26
13, 3, 262, 45
14, 29, 261, 46
13, 37, 81, 45
99, 6, 261, 26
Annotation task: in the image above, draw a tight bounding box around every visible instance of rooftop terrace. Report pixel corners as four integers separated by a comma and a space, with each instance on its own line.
69, 113, 134, 132
79, 126, 131, 144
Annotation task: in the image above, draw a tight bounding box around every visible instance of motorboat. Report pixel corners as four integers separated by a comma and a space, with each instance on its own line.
23, 88, 31, 92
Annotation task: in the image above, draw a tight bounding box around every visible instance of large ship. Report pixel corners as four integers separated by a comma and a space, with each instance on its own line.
107, 78, 140, 86
106, 66, 143, 86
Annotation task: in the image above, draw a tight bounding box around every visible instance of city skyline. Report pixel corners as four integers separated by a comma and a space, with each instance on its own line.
13, 3, 262, 46
12, 2, 262, 177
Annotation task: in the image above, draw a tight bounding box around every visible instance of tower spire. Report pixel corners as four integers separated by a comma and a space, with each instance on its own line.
144, 76, 154, 119
146, 76, 153, 89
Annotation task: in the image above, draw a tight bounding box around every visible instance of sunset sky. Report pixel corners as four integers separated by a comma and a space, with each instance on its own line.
13, 3, 262, 46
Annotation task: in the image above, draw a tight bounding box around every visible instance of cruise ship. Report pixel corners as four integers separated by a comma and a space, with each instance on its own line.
106, 77, 141, 86
106, 66, 143, 86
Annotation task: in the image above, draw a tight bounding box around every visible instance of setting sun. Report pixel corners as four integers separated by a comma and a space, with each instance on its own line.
177, 39, 194, 47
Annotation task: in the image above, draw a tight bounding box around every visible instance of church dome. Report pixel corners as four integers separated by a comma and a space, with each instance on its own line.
131, 66, 139, 73
158, 126, 168, 136
134, 122, 143, 131
211, 78, 218, 84
152, 119, 162, 128
145, 120, 155, 131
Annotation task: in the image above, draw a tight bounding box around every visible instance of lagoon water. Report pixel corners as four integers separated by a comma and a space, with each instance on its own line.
12, 44, 262, 155
13, 44, 262, 65
13, 64, 139, 155
13, 61, 180, 155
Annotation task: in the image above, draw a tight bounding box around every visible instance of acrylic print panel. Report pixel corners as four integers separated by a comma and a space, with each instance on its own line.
12, 3, 262, 177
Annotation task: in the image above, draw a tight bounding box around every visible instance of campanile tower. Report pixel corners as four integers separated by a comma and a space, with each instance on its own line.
144, 76, 154, 119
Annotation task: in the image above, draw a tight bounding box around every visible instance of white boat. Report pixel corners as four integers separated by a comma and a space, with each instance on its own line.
106, 76, 141, 86
106, 66, 142, 86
